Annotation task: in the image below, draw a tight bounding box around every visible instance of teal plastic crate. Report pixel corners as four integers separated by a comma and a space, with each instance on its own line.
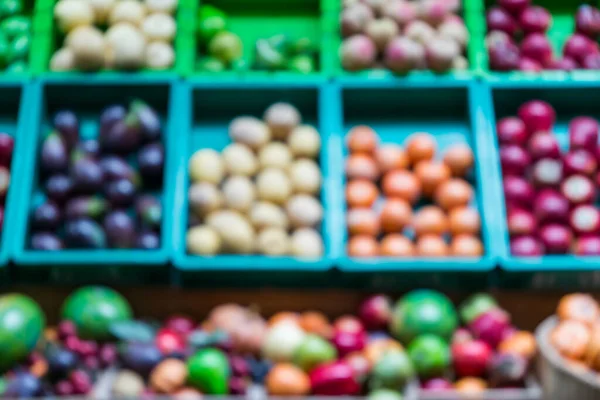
0, 82, 32, 268
184, 0, 335, 80
172, 80, 334, 271
334, 80, 500, 271
11, 77, 179, 268
484, 80, 600, 271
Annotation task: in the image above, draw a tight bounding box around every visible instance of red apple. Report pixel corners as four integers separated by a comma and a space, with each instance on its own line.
334, 315, 365, 335
358, 294, 392, 331
310, 361, 361, 396
469, 308, 511, 349
164, 315, 195, 337
155, 328, 186, 355
452, 340, 493, 378
332, 330, 367, 358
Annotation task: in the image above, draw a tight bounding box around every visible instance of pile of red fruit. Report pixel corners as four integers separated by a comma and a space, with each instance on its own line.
0, 133, 13, 235
498, 100, 600, 256
340, 0, 468, 73
487, 1, 600, 72
344, 126, 483, 258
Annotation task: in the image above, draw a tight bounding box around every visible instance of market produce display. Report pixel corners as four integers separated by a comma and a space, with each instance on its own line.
345, 127, 482, 257
0, 132, 12, 238
186, 102, 324, 257
29, 100, 164, 250
340, 0, 469, 73
487, 2, 600, 72
0, 0, 31, 73
0, 287, 537, 398
549, 293, 600, 373
195, 5, 318, 73
497, 100, 600, 256
50, 0, 178, 72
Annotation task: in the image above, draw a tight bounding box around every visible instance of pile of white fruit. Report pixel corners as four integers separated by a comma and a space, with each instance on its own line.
51, 0, 177, 71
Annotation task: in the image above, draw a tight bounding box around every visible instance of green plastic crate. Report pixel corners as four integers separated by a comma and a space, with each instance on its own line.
470, 0, 600, 81
31, 0, 187, 77
12, 77, 179, 275
184, 0, 335, 80
331, 1, 477, 82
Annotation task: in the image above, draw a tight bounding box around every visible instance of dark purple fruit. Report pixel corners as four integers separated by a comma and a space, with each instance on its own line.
4, 373, 43, 398
69, 370, 92, 395
71, 158, 104, 193
130, 100, 161, 143
53, 110, 79, 150
99, 344, 118, 368
41, 132, 68, 174
100, 104, 126, 133
0, 166, 8, 200
77, 139, 100, 159
64, 218, 106, 248
99, 156, 139, 183
138, 143, 164, 183
31, 202, 62, 230
136, 195, 161, 229
136, 231, 160, 249
45, 175, 72, 204
103, 210, 135, 248
229, 376, 247, 395
65, 196, 107, 220
120, 342, 163, 377
46, 346, 78, 379
488, 353, 528, 388
30, 232, 63, 250
55, 380, 74, 396
104, 179, 136, 207
99, 115, 141, 154
0, 133, 14, 167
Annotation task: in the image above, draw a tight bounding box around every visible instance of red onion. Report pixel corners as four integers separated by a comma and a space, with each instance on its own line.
534, 189, 569, 224
358, 294, 391, 331
519, 6, 552, 34
564, 34, 597, 64
564, 150, 597, 177
570, 205, 600, 236
500, 145, 531, 176
507, 209, 537, 237
503, 176, 535, 209
531, 158, 563, 188
497, 117, 528, 146
510, 235, 544, 256
583, 53, 600, 70
487, 7, 518, 36
518, 100, 556, 134
489, 41, 520, 71
528, 132, 560, 160
520, 33, 553, 66
573, 236, 600, 255
547, 57, 578, 71
561, 175, 596, 205
569, 116, 599, 150
575, 5, 600, 38
498, 0, 531, 16
519, 58, 542, 72
469, 308, 512, 349
539, 224, 573, 254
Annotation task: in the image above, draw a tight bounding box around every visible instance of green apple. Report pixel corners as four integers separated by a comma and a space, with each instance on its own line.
293, 334, 337, 372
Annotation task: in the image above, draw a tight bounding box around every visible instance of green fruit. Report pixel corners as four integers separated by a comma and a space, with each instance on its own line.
369, 350, 414, 391
196, 57, 225, 72
288, 55, 315, 74
197, 5, 227, 43
459, 293, 497, 324
62, 286, 132, 340
231, 58, 248, 71
1, 16, 29, 40
208, 31, 242, 64
391, 290, 458, 344
289, 37, 315, 55
0, 294, 44, 371
6, 60, 26, 73
254, 39, 285, 70
0, 33, 9, 67
368, 389, 404, 400
187, 348, 230, 394
407, 335, 450, 379
293, 334, 337, 371
0, 0, 22, 19
7, 34, 28, 63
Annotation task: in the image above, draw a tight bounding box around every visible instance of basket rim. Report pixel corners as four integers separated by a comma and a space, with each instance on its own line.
535, 315, 600, 390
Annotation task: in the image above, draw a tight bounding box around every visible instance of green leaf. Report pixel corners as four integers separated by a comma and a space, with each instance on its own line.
187, 329, 229, 349
109, 320, 156, 343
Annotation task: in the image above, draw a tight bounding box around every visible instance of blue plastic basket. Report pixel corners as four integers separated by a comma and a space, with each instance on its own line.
11, 76, 180, 268
172, 80, 334, 271
334, 80, 500, 271
484, 80, 600, 271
